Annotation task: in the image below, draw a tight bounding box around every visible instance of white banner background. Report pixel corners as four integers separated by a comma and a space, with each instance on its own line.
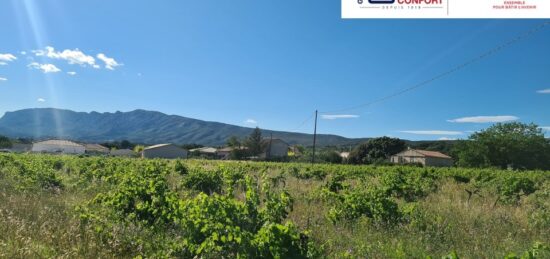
342, 0, 550, 18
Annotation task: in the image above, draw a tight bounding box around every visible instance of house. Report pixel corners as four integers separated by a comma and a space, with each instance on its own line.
261, 138, 289, 159
216, 147, 234, 160
31, 140, 86, 154
189, 147, 218, 158
110, 149, 136, 157
84, 144, 110, 155
390, 148, 453, 167
142, 144, 188, 159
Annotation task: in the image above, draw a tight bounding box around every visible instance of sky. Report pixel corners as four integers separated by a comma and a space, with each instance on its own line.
0, 0, 549, 140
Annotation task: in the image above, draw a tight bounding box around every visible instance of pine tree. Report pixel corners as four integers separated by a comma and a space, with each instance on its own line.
245, 127, 264, 156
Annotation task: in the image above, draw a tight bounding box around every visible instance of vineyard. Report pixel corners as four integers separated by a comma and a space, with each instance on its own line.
1, 154, 549, 258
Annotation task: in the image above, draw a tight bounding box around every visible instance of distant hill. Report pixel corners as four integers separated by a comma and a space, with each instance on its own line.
0, 108, 371, 147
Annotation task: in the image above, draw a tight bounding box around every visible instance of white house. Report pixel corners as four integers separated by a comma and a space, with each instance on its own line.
142, 144, 188, 159
32, 140, 86, 154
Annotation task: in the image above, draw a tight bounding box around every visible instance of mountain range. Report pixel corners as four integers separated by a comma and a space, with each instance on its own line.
0, 108, 370, 147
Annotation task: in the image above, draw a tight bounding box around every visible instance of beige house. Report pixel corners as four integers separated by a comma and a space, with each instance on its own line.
261, 139, 289, 159
390, 148, 453, 167
142, 144, 188, 159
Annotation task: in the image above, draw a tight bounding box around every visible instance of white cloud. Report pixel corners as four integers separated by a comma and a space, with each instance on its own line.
37, 98, 46, 102
447, 116, 519, 123
321, 114, 360, 120
539, 126, 550, 131
28, 62, 61, 73
97, 53, 121, 70
67, 71, 77, 76
400, 130, 463, 135
0, 62, 7, 66
0, 77, 7, 81
20, 51, 27, 55
0, 53, 17, 62
537, 89, 550, 94
34, 46, 96, 67
244, 119, 258, 124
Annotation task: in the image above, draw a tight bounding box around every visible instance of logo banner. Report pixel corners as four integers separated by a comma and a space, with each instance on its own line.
342, 0, 550, 18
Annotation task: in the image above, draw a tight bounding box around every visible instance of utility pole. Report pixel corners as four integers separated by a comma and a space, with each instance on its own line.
312, 110, 318, 164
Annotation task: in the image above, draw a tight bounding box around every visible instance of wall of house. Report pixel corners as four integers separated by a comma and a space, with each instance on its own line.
266, 142, 288, 158
425, 157, 454, 167
391, 155, 426, 166
32, 144, 85, 154
142, 145, 188, 159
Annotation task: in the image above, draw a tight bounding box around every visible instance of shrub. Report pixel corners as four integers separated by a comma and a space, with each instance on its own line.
328, 187, 401, 225
181, 167, 224, 194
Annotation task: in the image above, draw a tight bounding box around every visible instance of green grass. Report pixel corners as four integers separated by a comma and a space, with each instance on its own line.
0, 153, 549, 258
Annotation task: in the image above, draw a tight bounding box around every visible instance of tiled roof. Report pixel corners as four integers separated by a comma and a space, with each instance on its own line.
190, 147, 217, 153
34, 140, 84, 148
415, 149, 452, 159
144, 144, 173, 150
84, 144, 109, 151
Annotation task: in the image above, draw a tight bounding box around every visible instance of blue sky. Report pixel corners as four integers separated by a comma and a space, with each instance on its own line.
0, 0, 549, 140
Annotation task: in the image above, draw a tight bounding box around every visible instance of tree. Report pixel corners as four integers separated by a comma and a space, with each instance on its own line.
134, 145, 145, 153
245, 127, 265, 156
453, 122, 550, 170
319, 150, 343, 164
348, 137, 406, 164
120, 140, 133, 149
226, 136, 241, 148
0, 135, 12, 149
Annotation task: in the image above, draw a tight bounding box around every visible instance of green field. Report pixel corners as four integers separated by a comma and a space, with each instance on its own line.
1, 154, 549, 258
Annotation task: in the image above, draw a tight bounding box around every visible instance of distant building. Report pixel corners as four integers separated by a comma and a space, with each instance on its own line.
32, 140, 85, 154
215, 147, 236, 160
110, 149, 136, 157
189, 147, 218, 158
339, 152, 350, 159
261, 138, 289, 159
84, 144, 110, 155
390, 148, 453, 167
142, 144, 188, 159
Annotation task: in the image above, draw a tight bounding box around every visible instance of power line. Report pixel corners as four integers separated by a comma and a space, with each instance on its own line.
321, 21, 550, 114
288, 111, 316, 133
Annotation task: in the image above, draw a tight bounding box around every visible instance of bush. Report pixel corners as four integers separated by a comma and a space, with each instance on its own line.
380, 170, 437, 202
181, 167, 224, 194
328, 187, 401, 225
